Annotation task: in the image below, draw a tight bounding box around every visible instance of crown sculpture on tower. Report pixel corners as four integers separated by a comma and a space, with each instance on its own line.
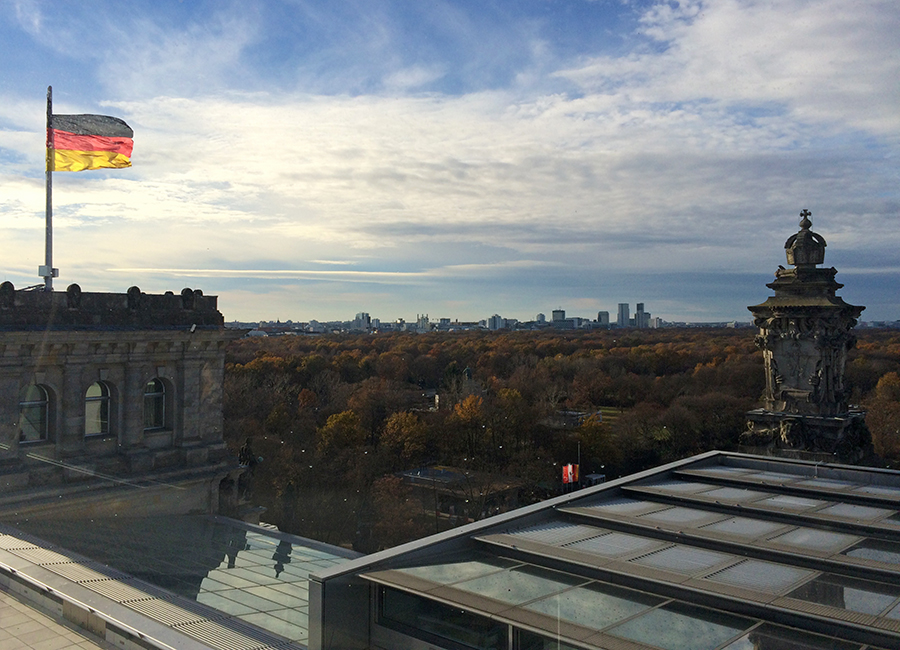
743, 210, 872, 463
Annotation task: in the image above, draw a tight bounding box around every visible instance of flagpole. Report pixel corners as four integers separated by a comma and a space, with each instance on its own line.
43, 85, 54, 291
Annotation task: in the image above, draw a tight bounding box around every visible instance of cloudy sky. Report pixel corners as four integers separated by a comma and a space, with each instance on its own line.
0, 0, 897, 323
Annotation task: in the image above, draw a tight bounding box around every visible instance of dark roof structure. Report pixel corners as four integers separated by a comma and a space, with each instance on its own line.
310, 451, 900, 650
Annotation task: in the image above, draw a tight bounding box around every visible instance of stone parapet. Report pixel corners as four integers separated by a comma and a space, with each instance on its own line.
0, 283, 223, 330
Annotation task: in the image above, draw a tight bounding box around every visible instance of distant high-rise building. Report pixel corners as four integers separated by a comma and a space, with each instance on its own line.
617, 303, 629, 327
536, 313, 546, 323
487, 314, 505, 330
552, 309, 566, 322
635, 303, 650, 329
353, 312, 371, 331
597, 311, 610, 326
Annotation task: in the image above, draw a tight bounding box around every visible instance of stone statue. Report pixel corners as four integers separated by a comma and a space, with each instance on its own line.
743, 210, 871, 463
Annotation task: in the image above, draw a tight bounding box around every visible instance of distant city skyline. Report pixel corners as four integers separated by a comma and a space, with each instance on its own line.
1, 1, 897, 323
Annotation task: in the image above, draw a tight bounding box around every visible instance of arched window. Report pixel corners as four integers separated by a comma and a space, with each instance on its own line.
85, 381, 111, 436
19, 384, 49, 443
144, 378, 165, 430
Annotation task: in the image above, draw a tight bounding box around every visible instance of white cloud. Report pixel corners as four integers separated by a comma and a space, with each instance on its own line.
0, 0, 897, 320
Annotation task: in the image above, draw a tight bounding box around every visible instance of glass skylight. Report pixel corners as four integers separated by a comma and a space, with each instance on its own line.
523, 582, 661, 631
767, 527, 860, 553
643, 481, 715, 493
452, 565, 584, 605
818, 503, 894, 521
700, 516, 785, 538
757, 495, 826, 511
607, 603, 752, 650
744, 471, 801, 484
583, 497, 662, 515
631, 545, 731, 574
706, 559, 814, 593
843, 539, 900, 567
400, 557, 517, 585
788, 574, 900, 616
566, 531, 664, 558
638, 506, 721, 525
507, 522, 603, 546
721, 624, 864, 650
699, 487, 769, 502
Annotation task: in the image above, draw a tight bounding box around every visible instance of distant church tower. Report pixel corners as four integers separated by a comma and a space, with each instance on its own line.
743, 210, 871, 463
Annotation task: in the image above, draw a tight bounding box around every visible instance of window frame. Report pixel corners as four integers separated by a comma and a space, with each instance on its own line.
143, 378, 166, 431
19, 384, 50, 443
84, 381, 112, 437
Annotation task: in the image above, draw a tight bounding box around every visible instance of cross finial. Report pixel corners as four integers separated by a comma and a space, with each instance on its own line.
799, 209, 812, 229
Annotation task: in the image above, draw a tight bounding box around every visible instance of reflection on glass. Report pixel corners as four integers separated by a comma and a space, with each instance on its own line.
380, 586, 506, 650
518, 629, 582, 650
85, 381, 110, 436
19, 384, 49, 442
453, 565, 583, 605
608, 603, 751, 650
524, 582, 660, 630
788, 574, 900, 616
721, 623, 863, 650
400, 558, 516, 585
143, 378, 165, 429
844, 539, 900, 566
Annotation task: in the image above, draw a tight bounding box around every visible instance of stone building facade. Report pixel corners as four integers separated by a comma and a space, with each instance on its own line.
743, 210, 871, 462
0, 283, 245, 518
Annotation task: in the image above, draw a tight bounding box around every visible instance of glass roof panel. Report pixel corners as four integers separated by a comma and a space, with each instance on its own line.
699, 487, 769, 502
583, 498, 662, 515
721, 624, 864, 650
607, 603, 752, 650
853, 484, 900, 498
506, 522, 603, 546
818, 503, 894, 521
642, 481, 715, 493
5, 515, 350, 645
795, 478, 855, 491
566, 531, 663, 557
453, 565, 584, 605
639, 506, 720, 525
400, 558, 517, 585
700, 517, 785, 538
843, 539, 900, 566
687, 466, 754, 478
887, 601, 900, 621
524, 582, 661, 631
788, 574, 900, 616
884, 513, 900, 529
758, 495, 827, 511
744, 471, 801, 483
706, 559, 814, 593
631, 545, 732, 574
767, 528, 860, 552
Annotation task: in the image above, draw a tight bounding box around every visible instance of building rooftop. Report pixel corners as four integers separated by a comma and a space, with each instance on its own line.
311, 451, 900, 650
0, 515, 357, 649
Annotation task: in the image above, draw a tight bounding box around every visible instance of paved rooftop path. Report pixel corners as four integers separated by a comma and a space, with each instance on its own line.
0, 588, 109, 650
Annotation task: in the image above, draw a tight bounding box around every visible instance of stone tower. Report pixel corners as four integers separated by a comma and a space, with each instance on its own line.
743, 210, 871, 462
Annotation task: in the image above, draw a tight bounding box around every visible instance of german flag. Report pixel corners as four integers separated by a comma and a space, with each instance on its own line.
48, 114, 133, 172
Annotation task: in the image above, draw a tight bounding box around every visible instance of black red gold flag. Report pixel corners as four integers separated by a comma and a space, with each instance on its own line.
48, 114, 133, 172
